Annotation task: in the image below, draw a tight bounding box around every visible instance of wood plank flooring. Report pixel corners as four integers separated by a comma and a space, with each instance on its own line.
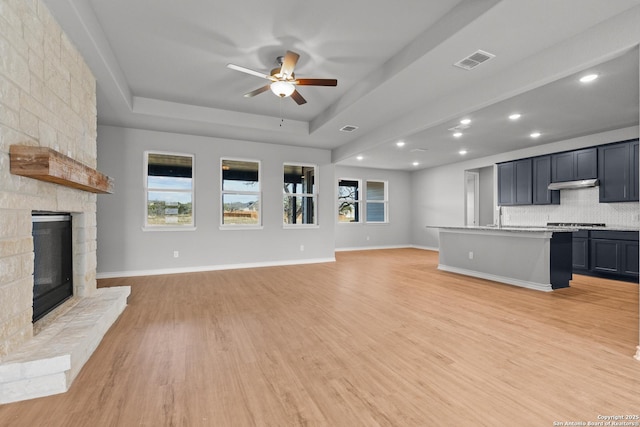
0, 249, 638, 426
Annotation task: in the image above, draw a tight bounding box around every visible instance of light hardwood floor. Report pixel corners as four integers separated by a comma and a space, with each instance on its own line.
1, 249, 638, 426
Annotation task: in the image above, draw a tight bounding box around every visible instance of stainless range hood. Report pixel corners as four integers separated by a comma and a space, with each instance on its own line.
547, 179, 599, 190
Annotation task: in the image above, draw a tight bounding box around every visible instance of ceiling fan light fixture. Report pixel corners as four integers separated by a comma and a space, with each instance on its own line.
270, 80, 295, 98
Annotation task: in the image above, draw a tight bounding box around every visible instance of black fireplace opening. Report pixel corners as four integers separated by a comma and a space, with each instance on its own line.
32, 212, 73, 322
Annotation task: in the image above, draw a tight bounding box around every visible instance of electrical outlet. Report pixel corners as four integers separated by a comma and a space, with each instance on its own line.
468, 251, 474, 260
173, 251, 179, 258
366, 236, 370, 241
300, 245, 304, 252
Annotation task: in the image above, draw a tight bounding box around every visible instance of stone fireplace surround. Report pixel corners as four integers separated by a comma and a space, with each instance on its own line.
0, 0, 129, 404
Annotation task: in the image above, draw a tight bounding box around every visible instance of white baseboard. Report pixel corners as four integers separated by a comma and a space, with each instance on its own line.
409, 244, 439, 252
335, 244, 439, 252
437, 264, 553, 292
96, 257, 336, 279
335, 244, 414, 252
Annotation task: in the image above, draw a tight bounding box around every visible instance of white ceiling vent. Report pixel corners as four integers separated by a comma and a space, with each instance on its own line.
454, 50, 495, 70
339, 125, 359, 132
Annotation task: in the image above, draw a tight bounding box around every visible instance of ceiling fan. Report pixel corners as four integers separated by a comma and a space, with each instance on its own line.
226, 50, 337, 105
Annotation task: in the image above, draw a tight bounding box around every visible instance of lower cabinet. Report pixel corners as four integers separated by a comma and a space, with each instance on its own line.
571, 230, 589, 272
576, 230, 639, 282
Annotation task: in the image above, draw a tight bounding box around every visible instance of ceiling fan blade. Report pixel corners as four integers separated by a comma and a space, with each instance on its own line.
290, 90, 306, 105
295, 78, 338, 87
227, 63, 273, 80
280, 51, 300, 79
244, 85, 271, 98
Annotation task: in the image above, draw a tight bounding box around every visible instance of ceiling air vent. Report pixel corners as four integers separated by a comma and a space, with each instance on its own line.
339, 125, 359, 132
453, 50, 495, 70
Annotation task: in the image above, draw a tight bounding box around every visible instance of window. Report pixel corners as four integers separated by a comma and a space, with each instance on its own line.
366, 180, 388, 223
338, 179, 361, 223
144, 152, 194, 228
284, 164, 317, 226
221, 159, 261, 226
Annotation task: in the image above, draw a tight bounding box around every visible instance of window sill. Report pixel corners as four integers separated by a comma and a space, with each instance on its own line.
219, 225, 264, 231
283, 224, 319, 230
142, 226, 197, 232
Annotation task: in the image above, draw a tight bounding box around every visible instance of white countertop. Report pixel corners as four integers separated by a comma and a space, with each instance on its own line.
427, 225, 639, 232
427, 225, 575, 233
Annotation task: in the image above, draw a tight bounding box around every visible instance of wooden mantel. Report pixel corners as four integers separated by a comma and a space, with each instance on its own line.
9, 145, 114, 194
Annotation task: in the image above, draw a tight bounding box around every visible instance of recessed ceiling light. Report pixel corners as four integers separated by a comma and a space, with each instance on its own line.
460, 118, 471, 125
579, 74, 598, 83
396, 141, 405, 147
412, 161, 419, 166
459, 149, 467, 155
509, 113, 521, 120
530, 132, 541, 138
356, 155, 363, 160
453, 132, 463, 138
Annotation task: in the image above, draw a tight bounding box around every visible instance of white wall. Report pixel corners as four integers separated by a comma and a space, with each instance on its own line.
96, 125, 335, 277
335, 165, 412, 250
411, 126, 640, 249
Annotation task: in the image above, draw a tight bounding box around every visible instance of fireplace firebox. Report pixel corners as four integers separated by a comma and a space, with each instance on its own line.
32, 212, 73, 322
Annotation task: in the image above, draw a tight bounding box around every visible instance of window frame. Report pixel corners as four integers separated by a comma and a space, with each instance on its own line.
220, 157, 262, 229
283, 162, 318, 228
365, 180, 389, 224
337, 178, 362, 224
143, 150, 195, 232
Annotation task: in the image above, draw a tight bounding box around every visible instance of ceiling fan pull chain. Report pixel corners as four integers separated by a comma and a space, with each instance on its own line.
279, 97, 284, 127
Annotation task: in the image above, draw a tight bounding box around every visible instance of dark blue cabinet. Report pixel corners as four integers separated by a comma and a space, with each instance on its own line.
599, 139, 639, 202
551, 147, 597, 182
497, 162, 515, 205
572, 230, 589, 271
632, 140, 639, 201
532, 155, 560, 205
498, 158, 531, 205
589, 231, 639, 281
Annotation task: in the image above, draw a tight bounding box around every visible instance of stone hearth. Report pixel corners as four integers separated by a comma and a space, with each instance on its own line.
0, 287, 130, 404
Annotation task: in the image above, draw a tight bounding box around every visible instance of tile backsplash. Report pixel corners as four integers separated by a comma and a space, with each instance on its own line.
501, 187, 640, 228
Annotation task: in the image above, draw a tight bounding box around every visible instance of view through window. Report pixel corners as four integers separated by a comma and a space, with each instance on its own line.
284, 164, 316, 225
145, 152, 194, 227
222, 159, 261, 226
366, 180, 388, 223
338, 179, 361, 222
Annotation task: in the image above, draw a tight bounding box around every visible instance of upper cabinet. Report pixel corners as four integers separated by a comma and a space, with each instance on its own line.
497, 138, 636, 206
598, 139, 639, 203
498, 156, 558, 206
498, 158, 531, 205
532, 155, 560, 205
551, 147, 597, 182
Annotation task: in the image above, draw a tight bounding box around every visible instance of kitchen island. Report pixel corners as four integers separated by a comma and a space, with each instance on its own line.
433, 226, 573, 292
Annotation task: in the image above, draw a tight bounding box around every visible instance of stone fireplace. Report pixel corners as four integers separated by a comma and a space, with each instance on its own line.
0, 0, 129, 403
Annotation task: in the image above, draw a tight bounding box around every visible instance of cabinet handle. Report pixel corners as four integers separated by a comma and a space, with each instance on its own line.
624, 186, 627, 198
